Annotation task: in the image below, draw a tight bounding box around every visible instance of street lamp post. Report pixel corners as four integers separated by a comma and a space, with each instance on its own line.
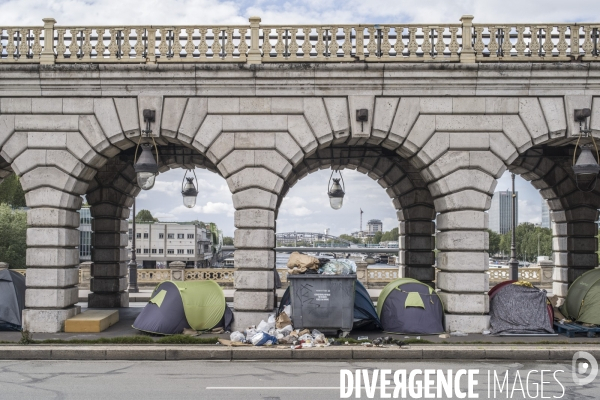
128, 198, 139, 293
509, 173, 519, 280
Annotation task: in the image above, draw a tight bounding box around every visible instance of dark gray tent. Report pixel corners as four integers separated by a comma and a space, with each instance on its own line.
0, 269, 25, 331
489, 281, 554, 335
377, 278, 445, 335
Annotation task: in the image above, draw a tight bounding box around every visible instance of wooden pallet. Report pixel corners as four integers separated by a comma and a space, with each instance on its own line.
554, 322, 600, 338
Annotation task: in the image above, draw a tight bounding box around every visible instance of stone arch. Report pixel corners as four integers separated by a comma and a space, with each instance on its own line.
0, 97, 234, 331
278, 145, 437, 285
508, 146, 600, 298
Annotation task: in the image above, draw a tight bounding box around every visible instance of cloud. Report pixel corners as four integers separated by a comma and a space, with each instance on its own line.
7, 0, 598, 28
280, 196, 314, 217
202, 202, 235, 216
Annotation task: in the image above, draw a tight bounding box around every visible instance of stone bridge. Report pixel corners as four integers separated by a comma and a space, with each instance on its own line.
1, 16, 600, 332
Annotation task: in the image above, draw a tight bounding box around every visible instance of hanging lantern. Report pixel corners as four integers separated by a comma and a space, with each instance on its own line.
571, 108, 599, 192
181, 169, 199, 208
328, 170, 345, 210
572, 144, 600, 177
134, 143, 159, 190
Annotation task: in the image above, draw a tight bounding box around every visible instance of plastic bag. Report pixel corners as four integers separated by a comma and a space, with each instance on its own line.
251, 331, 278, 346
245, 328, 259, 340
256, 319, 275, 333
276, 325, 293, 337
283, 305, 291, 315
298, 334, 313, 341
318, 259, 357, 275
312, 329, 326, 343
230, 331, 246, 343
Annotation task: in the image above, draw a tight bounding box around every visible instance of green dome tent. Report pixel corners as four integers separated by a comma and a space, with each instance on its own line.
377, 278, 445, 334
133, 280, 232, 335
560, 268, 600, 325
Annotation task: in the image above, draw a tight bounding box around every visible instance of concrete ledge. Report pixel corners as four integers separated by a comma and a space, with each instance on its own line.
0, 345, 598, 361
166, 347, 232, 360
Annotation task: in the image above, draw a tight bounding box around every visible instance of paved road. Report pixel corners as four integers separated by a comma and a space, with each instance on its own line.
0, 360, 598, 400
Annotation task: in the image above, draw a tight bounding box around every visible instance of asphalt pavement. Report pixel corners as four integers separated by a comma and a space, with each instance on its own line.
0, 359, 598, 400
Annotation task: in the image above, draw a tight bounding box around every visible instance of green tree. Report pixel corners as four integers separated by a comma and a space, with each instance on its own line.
381, 227, 399, 242
339, 234, 360, 244
136, 209, 158, 222
373, 231, 383, 244
0, 203, 27, 268
223, 236, 234, 245
497, 223, 552, 262
487, 229, 501, 256
0, 175, 26, 208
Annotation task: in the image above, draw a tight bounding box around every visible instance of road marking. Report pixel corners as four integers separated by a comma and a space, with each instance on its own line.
206, 387, 339, 390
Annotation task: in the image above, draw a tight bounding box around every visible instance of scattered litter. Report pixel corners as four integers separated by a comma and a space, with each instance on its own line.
404, 336, 409, 339
251, 331, 278, 346
230, 331, 246, 343
182, 328, 199, 336
276, 311, 292, 329
450, 331, 469, 337
357, 336, 369, 341
218, 338, 251, 347
298, 329, 311, 336
416, 336, 421, 340
211, 327, 225, 334
482, 330, 491, 335
372, 338, 383, 346
438, 333, 450, 339
361, 342, 373, 347
245, 327, 258, 340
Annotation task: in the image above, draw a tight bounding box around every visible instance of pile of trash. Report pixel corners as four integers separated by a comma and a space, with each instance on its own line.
286, 252, 357, 276
228, 304, 330, 348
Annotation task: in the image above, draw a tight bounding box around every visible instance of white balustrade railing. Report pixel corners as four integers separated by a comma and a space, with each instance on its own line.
487, 267, 542, 283
1, 17, 598, 64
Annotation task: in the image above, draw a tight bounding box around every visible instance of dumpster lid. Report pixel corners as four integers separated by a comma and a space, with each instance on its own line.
287, 274, 357, 280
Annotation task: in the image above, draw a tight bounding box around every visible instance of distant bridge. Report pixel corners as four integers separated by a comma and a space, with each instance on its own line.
276, 232, 355, 247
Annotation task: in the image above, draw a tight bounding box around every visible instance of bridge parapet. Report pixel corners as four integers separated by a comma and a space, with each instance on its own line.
1, 16, 599, 65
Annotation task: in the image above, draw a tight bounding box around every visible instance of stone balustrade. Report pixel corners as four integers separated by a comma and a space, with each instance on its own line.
12, 266, 402, 288
1, 16, 599, 65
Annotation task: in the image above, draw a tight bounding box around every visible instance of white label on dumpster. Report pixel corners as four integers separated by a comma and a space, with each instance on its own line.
315, 289, 330, 301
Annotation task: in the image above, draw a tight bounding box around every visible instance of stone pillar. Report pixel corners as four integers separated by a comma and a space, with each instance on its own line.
399, 205, 436, 286
23, 202, 82, 332
355, 261, 368, 285
551, 207, 599, 299
232, 207, 276, 331
436, 210, 490, 333
170, 261, 186, 281
89, 204, 130, 308
40, 18, 57, 65
246, 16, 262, 65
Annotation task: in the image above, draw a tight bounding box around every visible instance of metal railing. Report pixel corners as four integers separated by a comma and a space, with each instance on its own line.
1, 16, 599, 65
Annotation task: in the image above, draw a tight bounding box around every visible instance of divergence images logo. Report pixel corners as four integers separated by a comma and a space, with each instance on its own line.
572, 351, 598, 386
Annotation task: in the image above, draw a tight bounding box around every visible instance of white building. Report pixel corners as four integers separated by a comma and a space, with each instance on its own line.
78, 206, 92, 261
127, 221, 218, 269
367, 219, 383, 236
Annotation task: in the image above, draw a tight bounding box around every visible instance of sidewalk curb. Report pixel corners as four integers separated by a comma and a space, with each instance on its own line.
1, 345, 598, 361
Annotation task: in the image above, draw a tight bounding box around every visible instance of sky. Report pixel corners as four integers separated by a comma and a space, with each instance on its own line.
2, 0, 599, 25
136, 168, 544, 237
13, 0, 586, 236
